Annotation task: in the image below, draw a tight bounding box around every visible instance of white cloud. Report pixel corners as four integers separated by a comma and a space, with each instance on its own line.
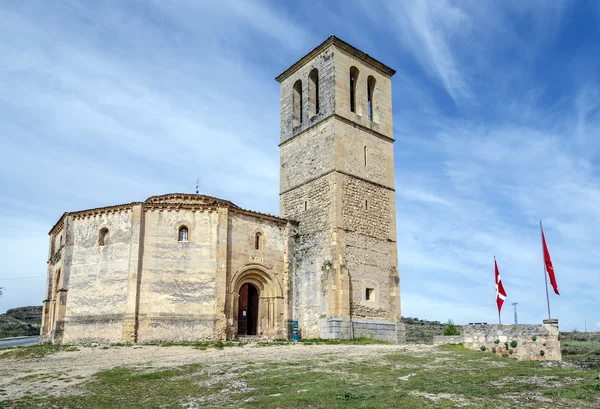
0, 1, 597, 333
382, 0, 471, 103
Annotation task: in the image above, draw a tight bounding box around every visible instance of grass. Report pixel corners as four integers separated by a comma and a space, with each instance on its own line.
0, 343, 78, 360
561, 340, 600, 361
3, 344, 600, 408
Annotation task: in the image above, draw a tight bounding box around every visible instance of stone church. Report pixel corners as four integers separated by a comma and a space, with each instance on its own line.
41, 36, 404, 344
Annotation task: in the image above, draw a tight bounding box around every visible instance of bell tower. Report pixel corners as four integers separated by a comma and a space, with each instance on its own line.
277, 36, 403, 342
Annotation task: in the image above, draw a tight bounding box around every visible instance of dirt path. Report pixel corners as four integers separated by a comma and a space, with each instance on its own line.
0, 343, 434, 400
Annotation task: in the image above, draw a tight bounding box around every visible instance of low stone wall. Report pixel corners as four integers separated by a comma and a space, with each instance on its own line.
319, 318, 405, 343
433, 335, 461, 345
433, 319, 561, 361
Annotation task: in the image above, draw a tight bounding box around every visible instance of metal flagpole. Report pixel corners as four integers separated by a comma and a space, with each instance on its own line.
540, 221, 551, 319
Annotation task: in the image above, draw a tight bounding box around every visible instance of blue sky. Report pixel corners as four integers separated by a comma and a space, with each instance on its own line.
1, 1, 598, 332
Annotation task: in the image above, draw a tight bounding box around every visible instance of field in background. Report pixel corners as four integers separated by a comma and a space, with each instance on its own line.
561, 332, 600, 362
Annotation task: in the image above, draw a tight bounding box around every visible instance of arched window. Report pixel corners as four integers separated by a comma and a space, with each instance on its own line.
367, 75, 376, 121
350, 66, 359, 113
308, 68, 319, 117
99, 228, 109, 246
178, 226, 188, 242
293, 80, 303, 127
255, 232, 262, 250
364, 146, 368, 166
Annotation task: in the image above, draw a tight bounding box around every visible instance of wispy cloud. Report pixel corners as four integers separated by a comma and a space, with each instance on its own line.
375, 0, 472, 104
0, 1, 598, 332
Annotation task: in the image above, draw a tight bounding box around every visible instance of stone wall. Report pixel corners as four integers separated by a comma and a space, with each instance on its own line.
137, 207, 219, 343
319, 317, 402, 343
42, 195, 294, 344
280, 119, 335, 195
60, 209, 136, 343
278, 36, 401, 341
433, 320, 561, 361
341, 176, 391, 238
280, 170, 336, 338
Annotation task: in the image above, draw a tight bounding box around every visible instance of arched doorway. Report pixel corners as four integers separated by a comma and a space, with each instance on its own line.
237, 283, 259, 336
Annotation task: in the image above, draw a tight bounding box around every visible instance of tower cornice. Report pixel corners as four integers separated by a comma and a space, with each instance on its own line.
275, 35, 396, 83
278, 113, 395, 149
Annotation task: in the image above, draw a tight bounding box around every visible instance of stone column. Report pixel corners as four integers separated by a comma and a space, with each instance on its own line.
53, 288, 68, 344
122, 205, 144, 342
40, 299, 50, 341
214, 207, 229, 340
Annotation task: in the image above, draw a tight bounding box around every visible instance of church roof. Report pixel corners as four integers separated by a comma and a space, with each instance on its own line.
48, 193, 294, 234
275, 35, 396, 83
144, 193, 240, 208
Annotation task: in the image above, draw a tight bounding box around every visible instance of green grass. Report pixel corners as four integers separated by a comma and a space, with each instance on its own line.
561, 340, 600, 361
0, 343, 78, 360
3, 345, 600, 408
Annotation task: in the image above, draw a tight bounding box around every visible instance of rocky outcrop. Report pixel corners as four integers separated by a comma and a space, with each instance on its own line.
0, 306, 42, 338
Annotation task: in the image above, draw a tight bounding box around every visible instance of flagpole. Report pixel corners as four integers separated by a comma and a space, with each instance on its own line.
540, 221, 551, 319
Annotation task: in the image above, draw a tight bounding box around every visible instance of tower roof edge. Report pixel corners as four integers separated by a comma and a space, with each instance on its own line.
275, 35, 396, 83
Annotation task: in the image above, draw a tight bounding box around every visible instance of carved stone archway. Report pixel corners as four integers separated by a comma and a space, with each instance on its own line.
228, 264, 284, 338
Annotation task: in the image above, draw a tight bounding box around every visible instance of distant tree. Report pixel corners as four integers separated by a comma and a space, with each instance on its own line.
443, 319, 461, 336
0, 286, 4, 300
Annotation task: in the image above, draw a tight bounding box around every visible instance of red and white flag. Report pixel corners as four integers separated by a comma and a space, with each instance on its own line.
495, 259, 507, 314
541, 229, 560, 295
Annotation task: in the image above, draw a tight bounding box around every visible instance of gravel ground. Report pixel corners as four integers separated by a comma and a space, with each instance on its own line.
0, 343, 434, 400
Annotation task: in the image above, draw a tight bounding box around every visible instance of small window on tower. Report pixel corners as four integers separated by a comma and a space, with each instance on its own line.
293, 80, 303, 127
366, 288, 374, 301
178, 226, 189, 242
308, 68, 319, 117
367, 75, 376, 121
350, 67, 359, 113
304, 201, 307, 211
365, 200, 368, 210
99, 228, 109, 246
255, 232, 262, 250
364, 146, 368, 166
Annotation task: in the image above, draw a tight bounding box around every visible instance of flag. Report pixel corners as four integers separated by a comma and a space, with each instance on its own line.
495, 259, 507, 314
541, 229, 560, 295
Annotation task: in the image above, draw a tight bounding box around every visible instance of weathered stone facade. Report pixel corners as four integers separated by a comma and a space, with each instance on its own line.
277, 36, 402, 341
41, 36, 404, 344
42, 194, 295, 344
